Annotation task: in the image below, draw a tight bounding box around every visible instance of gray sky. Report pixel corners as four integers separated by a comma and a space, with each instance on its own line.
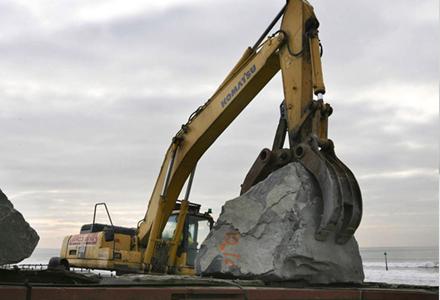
0, 0, 438, 249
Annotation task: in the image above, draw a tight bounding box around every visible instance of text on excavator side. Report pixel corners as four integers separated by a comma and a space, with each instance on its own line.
221, 64, 257, 108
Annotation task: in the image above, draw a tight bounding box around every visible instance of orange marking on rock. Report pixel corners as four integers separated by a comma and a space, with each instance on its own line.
223, 253, 241, 258
224, 258, 237, 267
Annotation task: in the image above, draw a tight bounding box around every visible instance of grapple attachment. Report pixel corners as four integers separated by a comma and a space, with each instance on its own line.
241, 102, 362, 244
294, 136, 362, 244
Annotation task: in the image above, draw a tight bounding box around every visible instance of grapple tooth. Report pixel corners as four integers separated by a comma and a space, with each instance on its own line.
294, 139, 343, 242
240, 149, 275, 195
240, 148, 293, 195
295, 137, 362, 244
321, 144, 362, 244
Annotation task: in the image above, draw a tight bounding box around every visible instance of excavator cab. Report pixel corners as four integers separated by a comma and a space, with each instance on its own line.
161, 201, 214, 268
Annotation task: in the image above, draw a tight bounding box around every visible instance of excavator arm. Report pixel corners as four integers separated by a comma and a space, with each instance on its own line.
137, 0, 362, 271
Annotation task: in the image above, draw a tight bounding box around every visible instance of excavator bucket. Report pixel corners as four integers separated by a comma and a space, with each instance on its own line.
293, 136, 362, 244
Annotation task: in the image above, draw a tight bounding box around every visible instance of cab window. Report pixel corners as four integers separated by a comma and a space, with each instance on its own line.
161, 214, 177, 240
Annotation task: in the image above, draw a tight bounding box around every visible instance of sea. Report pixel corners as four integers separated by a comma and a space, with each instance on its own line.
360, 246, 438, 286
19, 246, 439, 286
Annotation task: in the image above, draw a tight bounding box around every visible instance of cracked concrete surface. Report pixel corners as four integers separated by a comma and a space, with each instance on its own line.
195, 162, 364, 284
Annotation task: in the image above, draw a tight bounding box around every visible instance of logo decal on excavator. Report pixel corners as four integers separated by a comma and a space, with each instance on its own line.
221, 64, 257, 108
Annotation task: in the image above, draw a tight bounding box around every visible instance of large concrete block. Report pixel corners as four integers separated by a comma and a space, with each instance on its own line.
0, 189, 39, 265
195, 163, 364, 284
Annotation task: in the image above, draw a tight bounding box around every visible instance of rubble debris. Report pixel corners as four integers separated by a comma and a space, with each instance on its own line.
0, 189, 39, 265
195, 163, 364, 284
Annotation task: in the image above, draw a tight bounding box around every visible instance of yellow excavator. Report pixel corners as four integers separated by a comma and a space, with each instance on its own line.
50, 0, 362, 275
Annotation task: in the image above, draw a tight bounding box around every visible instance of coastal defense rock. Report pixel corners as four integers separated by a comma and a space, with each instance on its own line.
195, 163, 364, 284
0, 189, 39, 265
